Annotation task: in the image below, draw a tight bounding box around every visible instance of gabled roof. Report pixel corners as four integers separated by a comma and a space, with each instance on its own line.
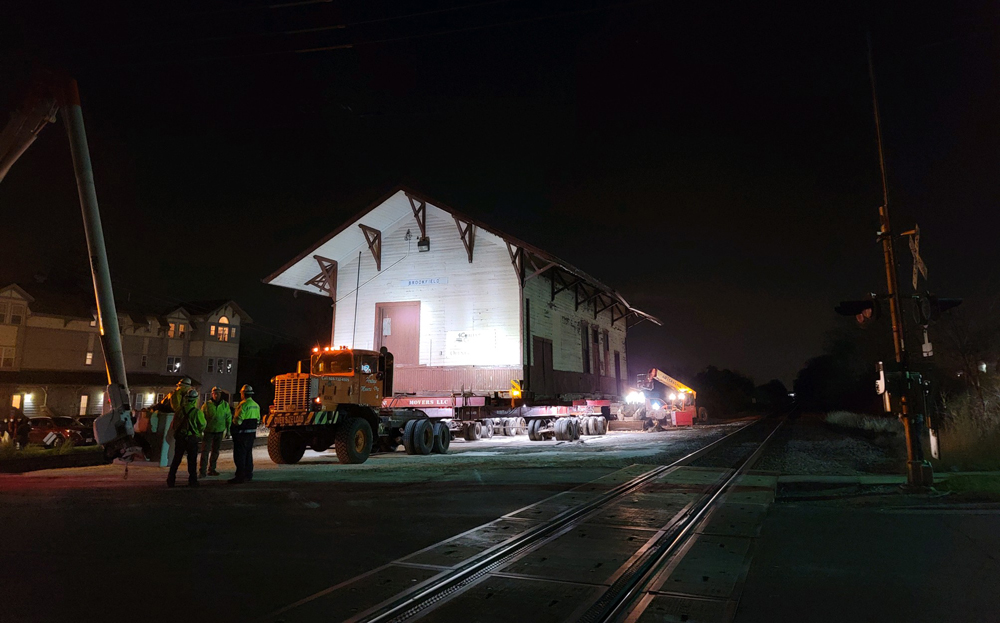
264, 186, 660, 326
0, 284, 35, 303
179, 300, 253, 324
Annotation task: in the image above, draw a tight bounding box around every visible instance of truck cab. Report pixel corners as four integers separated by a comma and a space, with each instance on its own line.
310, 347, 394, 412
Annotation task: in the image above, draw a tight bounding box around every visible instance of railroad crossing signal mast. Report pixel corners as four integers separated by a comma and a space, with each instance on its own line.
841, 37, 944, 489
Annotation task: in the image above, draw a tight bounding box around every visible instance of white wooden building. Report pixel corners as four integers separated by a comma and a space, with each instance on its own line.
265, 188, 659, 401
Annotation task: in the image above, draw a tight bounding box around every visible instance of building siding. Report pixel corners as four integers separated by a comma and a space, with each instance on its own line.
332, 204, 522, 370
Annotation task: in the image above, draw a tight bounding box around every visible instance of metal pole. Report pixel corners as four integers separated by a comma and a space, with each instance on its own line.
60, 80, 129, 397
352, 251, 361, 349
867, 35, 930, 488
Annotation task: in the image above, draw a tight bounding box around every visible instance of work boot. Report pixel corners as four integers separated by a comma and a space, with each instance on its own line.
166, 476, 175, 488
208, 469, 220, 476
227, 477, 244, 485
199, 470, 207, 478
189, 478, 199, 487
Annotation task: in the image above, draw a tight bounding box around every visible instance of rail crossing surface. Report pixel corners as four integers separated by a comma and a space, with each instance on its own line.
262, 420, 783, 622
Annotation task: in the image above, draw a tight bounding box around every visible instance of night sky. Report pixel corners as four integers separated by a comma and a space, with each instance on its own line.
1, 1, 996, 385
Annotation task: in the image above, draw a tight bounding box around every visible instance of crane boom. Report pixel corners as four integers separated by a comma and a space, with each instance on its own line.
0, 75, 137, 459
643, 369, 696, 398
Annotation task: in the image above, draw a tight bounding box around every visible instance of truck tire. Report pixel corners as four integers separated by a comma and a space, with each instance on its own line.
463, 421, 481, 441
268, 430, 306, 464
582, 417, 592, 436
481, 420, 493, 439
432, 422, 451, 454
569, 418, 580, 440
515, 417, 527, 435
554, 418, 568, 441
411, 419, 434, 455
596, 416, 607, 435
334, 418, 373, 464
527, 419, 541, 441
403, 419, 418, 455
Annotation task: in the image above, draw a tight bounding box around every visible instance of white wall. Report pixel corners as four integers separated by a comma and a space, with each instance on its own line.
523, 274, 628, 379
331, 205, 522, 367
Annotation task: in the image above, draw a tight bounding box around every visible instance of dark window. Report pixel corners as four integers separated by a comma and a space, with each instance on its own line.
9, 303, 25, 325
140, 355, 147, 368
581, 322, 591, 374
207, 359, 213, 374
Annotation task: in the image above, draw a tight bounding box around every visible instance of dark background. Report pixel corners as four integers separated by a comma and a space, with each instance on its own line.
0, 1, 996, 386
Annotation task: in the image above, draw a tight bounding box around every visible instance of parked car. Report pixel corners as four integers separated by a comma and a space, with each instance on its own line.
27, 417, 86, 448
52, 416, 96, 445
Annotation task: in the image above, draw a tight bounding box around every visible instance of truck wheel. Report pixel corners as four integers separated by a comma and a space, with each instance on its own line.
481, 420, 493, 439
596, 416, 607, 435
581, 417, 592, 436
268, 431, 306, 464
571, 418, 581, 440
432, 422, 451, 454
411, 419, 434, 455
335, 418, 373, 464
403, 419, 418, 455
515, 417, 527, 435
554, 419, 567, 441
502, 417, 514, 436
527, 419, 541, 441
464, 421, 482, 441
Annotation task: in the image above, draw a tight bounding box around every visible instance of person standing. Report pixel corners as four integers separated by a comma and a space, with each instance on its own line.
228, 384, 260, 485
167, 388, 206, 488
199, 387, 231, 477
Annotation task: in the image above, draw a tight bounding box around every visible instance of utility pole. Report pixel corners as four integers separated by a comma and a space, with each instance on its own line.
867, 35, 933, 489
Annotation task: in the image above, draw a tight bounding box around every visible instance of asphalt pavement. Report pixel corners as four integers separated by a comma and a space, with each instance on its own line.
0, 426, 725, 623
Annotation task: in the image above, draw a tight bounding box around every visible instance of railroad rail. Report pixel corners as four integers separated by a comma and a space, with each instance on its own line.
350, 414, 787, 623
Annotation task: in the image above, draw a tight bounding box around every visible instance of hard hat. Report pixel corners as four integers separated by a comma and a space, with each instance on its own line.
185, 388, 199, 401
211, 386, 221, 393
176, 377, 193, 388
240, 384, 254, 396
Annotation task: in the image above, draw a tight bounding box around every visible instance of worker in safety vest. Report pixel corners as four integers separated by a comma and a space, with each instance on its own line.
228, 384, 260, 484
167, 388, 206, 488
199, 387, 231, 477
156, 377, 194, 415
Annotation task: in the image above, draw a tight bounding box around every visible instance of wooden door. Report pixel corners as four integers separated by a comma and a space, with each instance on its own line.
374, 302, 420, 365
531, 336, 554, 397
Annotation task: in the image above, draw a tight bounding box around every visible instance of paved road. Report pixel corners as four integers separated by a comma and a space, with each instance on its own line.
0, 426, 726, 623
736, 500, 1000, 623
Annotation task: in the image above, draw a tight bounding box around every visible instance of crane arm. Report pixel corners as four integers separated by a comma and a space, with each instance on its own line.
0, 76, 138, 459
646, 369, 696, 399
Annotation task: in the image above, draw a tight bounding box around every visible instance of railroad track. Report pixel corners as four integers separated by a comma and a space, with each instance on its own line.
335, 415, 787, 623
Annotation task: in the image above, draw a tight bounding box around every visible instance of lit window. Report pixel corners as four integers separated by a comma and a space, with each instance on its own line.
168, 323, 176, 338
9, 304, 24, 325
207, 359, 213, 374
217, 316, 230, 342
0, 302, 6, 323
0, 347, 14, 368
90, 315, 97, 327
210, 325, 216, 336
231, 327, 237, 339
85, 351, 93, 365
167, 357, 181, 372
78, 395, 89, 417
141, 355, 147, 368
11, 395, 21, 409
179, 323, 186, 338
134, 393, 144, 409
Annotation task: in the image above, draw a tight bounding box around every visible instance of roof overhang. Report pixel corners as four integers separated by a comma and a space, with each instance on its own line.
264, 186, 661, 327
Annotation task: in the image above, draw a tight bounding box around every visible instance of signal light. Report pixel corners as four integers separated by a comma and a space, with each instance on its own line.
836, 295, 881, 327
912, 294, 962, 325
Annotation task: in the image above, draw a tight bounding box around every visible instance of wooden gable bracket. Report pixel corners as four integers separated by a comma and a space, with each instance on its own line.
405, 193, 427, 239
575, 283, 602, 311
454, 216, 476, 263
552, 271, 581, 302
506, 241, 525, 286
524, 253, 557, 283
304, 255, 338, 297
610, 304, 629, 326
358, 224, 382, 271
594, 295, 618, 320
